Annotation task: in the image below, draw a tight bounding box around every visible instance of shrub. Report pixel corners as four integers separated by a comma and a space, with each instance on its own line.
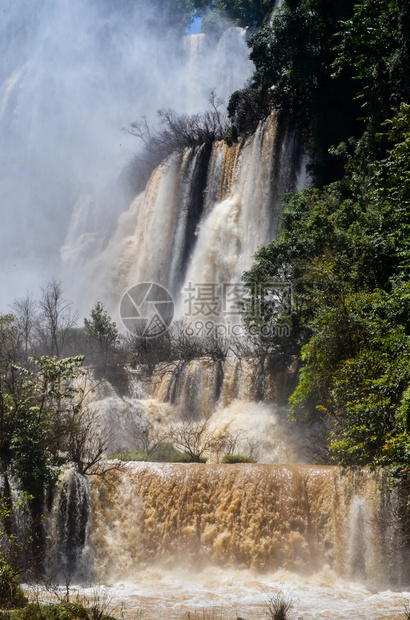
222, 454, 256, 464
227, 85, 272, 138
170, 322, 229, 363
185, 608, 225, 620
109, 450, 150, 462
18, 603, 71, 620
0, 562, 27, 610
172, 452, 207, 463
223, 125, 238, 147
4, 602, 120, 620
124, 90, 230, 192
166, 417, 230, 463
126, 90, 229, 156
150, 442, 183, 463
265, 587, 295, 620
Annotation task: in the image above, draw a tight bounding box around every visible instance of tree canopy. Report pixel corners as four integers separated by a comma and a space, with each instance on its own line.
242, 104, 410, 484
226, 0, 410, 184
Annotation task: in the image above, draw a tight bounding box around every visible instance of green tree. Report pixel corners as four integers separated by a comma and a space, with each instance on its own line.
0, 494, 31, 609
0, 315, 25, 486
84, 302, 119, 355
0, 314, 86, 500
208, 0, 276, 27
227, 0, 361, 183
289, 287, 410, 473
228, 0, 410, 184
242, 105, 410, 483
3, 355, 85, 499
333, 0, 410, 131
83, 303, 127, 391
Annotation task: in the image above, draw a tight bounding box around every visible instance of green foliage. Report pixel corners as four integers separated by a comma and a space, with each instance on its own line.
227, 85, 271, 139
397, 385, 410, 433
83, 303, 128, 392
109, 441, 213, 465
228, 0, 410, 183
243, 105, 410, 483
0, 324, 86, 498
289, 287, 410, 472
223, 125, 238, 147
0, 563, 27, 610
150, 442, 183, 462
84, 303, 119, 355
230, 0, 360, 183
109, 450, 150, 462
9, 356, 84, 497
172, 452, 207, 463
332, 0, 410, 130
0, 602, 119, 620
0, 494, 33, 610
222, 454, 256, 463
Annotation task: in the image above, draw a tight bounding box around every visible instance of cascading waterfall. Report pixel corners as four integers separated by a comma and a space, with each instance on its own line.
0, 0, 253, 308
179, 114, 299, 303
53, 25, 409, 615
49, 464, 405, 589
46, 467, 90, 581
2, 3, 408, 618
158, 355, 295, 410
183, 28, 254, 109
63, 111, 302, 317
144, 355, 306, 464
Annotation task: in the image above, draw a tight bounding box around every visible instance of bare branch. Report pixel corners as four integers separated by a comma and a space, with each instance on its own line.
122, 115, 152, 146
124, 89, 230, 192
37, 280, 78, 358
163, 416, 231, 462
12, 293, 38, 361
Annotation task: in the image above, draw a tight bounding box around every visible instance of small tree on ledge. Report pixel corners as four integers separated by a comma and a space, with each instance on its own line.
84, 302, 119, 355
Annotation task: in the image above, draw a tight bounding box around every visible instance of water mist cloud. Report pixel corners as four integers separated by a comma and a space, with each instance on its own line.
0, 0, 252, 312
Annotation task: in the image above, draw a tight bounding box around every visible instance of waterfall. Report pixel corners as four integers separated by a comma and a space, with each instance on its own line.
183, 28, 254, 111
180, 115, 298, 299
57, 8, 301, 318
64, 112, 302, 319
58, 24, 257, 314
46, 465, 408, 601
143, 355, 307, 464
46, 467, 90, 582
3, 5, 409, 618
79, 464, 404, 588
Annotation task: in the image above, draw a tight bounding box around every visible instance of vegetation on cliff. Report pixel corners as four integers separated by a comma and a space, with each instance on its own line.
246, 108, 410, 479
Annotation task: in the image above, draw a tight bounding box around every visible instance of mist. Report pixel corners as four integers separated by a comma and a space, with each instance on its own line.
0, 0, 252, 313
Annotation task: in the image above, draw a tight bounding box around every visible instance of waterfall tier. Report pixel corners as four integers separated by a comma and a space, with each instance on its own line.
63, 113, 303, 318
78, 463, 404, 587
